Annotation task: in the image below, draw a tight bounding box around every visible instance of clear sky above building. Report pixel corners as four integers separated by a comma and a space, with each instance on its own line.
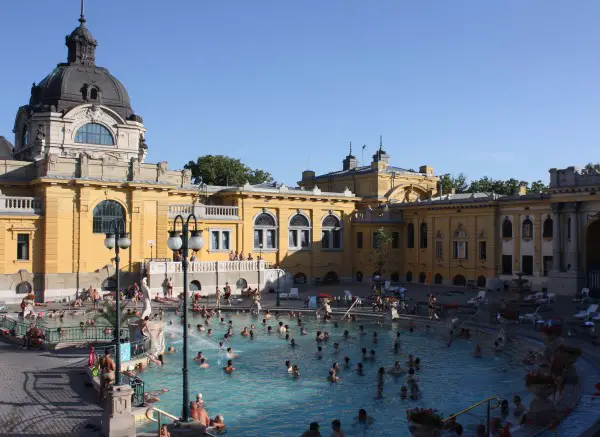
1, 0, 599, 186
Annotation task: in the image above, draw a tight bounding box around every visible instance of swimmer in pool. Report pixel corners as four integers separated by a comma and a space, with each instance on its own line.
315, 346, 323, 359
199, 358, 209, 368
388, 361, 405, 375
333, 343, 340, 354
473, 344, 482, 358
301, 327, 307, 335
290, 338, 297, 348
226, 347, 238, 359
344, 356, 351, 368
193, 352, 204, 362
164, 346, 177, 355
332, 362, 340, 372
407, 354, 415, 368
400, 385, 408, 399
292, 365, 300, 378
354, 409, 375, 425
343, 330, 349, 339
356, 363, 364, 376
267, 326, 273, 334
223, 360, 235, 374
241, 327, 250, 337
327, 369, 340, 383
285, 360, 292, 373
359, 325, 366, 336
372, 332, 378, 344
206, 328, 212, 336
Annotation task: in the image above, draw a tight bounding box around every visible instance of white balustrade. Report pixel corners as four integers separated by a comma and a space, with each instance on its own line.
0, 196, 42, 215
168, 204, 239, 220
145, 260, 269, 275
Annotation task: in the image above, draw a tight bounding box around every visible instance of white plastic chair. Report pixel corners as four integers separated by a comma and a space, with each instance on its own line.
467, 290, 487, 305
524, 292, 542, 302
289, 288, 299, 300
519, 306, 542, 324
344, 290, 353, 299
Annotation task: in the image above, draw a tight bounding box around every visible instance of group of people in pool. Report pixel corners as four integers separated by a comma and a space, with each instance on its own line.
301, 409, 375, 437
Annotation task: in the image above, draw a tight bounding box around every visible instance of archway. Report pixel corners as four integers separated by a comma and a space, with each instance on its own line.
434, 274, 443, 285
102, 277, 117, 291
293, 273, 307, 284
476, 276, 487, 288
323, 271, 339, 284
406, 271, 413, 282
453, 275, 467, 286
586, 220, 600, 296
355, 271, 364, 282
190, 280, 201, 291
419, 272, 426, 283
236, 278, 248, 289
390, 272, 399, 282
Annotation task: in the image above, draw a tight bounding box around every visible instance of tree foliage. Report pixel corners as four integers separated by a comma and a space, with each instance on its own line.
184, 155, 274, 186
93, 301, 138, 331
437, 174, 548, 196
582, 162, 600, 175
370, 227, 393, 275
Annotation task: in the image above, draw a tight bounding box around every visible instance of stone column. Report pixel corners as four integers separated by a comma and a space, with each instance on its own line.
566, 203, 580, 271
551, 203, 561, 272
101, 385, 136, 437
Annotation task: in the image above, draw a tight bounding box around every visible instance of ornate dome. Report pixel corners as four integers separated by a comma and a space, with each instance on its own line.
25, 9, 137, 122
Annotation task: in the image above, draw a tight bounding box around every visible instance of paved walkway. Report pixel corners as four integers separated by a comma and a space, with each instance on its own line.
0, 341, 102, 437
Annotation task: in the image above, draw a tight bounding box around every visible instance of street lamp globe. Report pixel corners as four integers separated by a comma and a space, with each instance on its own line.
188, 230, 204, 251
104, 233, 116, 249
117, 232, 131, 249
167, 231, 183, 251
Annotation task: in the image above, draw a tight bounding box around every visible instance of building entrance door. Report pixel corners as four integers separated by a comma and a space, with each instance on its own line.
586, 219, 600, 297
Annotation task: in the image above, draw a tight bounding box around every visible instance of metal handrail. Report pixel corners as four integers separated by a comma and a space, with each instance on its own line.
339, 298, 361, 321
443, 395, 500, 433
145, 406, 218, 437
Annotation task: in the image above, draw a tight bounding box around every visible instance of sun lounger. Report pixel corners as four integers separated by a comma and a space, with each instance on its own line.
574, 304, 599, 319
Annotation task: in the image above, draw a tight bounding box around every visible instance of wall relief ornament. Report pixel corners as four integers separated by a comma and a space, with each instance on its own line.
404, 188, 420, 202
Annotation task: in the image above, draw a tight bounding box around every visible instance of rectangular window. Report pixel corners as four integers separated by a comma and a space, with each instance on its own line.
266, 229, 276, 249
210, 230, 231, 251
356, 232, 363, 249
435, 241, 443, 259
522, 255, 534, 276
332, 229, 341, 249
502, 255, 512, 275
479, 241, 487, 260
254, 229, 263, 249
289, 230, 310, 250
392, 232, 399, 249
373, 232, 381, 249
543, 256, 553, 276
321, 230, 330, 249
17, 234, 29, 260
453, 241, 468, 259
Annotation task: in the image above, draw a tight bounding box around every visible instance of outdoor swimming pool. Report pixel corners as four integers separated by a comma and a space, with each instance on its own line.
139, 313, 535, 436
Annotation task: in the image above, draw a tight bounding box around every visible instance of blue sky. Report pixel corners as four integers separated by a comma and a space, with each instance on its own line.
1, 0, 599, 186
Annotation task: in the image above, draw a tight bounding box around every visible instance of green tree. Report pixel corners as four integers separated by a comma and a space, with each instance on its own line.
528, 180, 547, 194
370, 227, 393, 275
93, 301, 138, 340
184, 155, 274, 186
440, 173, 469, 194
582, 162, 600, 175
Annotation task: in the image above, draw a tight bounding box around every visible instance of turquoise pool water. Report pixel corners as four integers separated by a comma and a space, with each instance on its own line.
139, 313, 535, 436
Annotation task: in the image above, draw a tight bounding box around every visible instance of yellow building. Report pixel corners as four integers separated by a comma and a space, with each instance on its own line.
0, 11, 598, 303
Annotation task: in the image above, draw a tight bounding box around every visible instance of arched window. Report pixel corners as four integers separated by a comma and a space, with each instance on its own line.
390, 272, 399, 282
321, 215, 342, 249
502, 218, 513, 238
434, 273, 443, 285
21, 125, 29, 148
406, 271, 413, 282
453, 227, 468, 259
419, 272, 426, 283
75, 123, 114, 145
407, 223, 415, 248
289, 213, 311, 250
93, 200, 125, 234
189, 280, 201, 291
542, 217, 553, 238
522, 218, 533, 239
235, 278, 247, 289
253, 212, 277, 249
90, 88, 98, 100
420, 223, 428, 248
293, 273, 307, 284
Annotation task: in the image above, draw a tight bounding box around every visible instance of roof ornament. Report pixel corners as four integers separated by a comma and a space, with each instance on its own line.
379, 135, 383, 152
80, 0, 86, 24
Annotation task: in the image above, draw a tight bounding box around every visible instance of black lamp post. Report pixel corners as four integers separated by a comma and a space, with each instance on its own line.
167, 214, 204, 422
257, 243, 263, 292
103, 219, 131, 387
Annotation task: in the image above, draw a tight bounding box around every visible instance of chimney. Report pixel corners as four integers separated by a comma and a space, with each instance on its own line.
519, 183, 527, 196
419, 165, 434, 176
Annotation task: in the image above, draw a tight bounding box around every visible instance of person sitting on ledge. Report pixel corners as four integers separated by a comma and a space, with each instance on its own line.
209, 415, 226, 431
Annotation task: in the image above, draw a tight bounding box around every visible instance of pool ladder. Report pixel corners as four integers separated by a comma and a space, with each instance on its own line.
443, 396, 500, 434
145, 406, 218, 437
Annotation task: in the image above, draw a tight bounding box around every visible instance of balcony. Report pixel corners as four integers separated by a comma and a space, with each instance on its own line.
0, 196, 42, 215
352, 207, 402, 223
145, 260, 273, 275
168, 204, 239, 220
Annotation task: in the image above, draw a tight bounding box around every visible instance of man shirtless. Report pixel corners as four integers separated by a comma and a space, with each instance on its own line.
99, 348, 116, 401
190, 401, 211, 427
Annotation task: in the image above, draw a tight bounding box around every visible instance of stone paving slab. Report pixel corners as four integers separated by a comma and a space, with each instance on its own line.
0, 340, 103, 437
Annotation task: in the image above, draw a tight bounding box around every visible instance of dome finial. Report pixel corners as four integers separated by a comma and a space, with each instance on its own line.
79, 0, 86, 24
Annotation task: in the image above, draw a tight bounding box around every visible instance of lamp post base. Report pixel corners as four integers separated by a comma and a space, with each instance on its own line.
101, 385, 136, 437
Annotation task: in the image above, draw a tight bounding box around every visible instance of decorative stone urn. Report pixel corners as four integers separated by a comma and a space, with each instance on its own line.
526, 384, 556, 425
408, 423, 442, 437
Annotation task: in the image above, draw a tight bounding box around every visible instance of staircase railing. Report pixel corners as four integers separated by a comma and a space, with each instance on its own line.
145, 406, 218, 437
339, 298, 361, 321
443, 396, 500, 434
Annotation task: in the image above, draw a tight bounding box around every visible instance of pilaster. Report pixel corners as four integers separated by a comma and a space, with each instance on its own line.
42, 185, 61, 274
551, 203, 562, 272
534, 212, 542, 276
